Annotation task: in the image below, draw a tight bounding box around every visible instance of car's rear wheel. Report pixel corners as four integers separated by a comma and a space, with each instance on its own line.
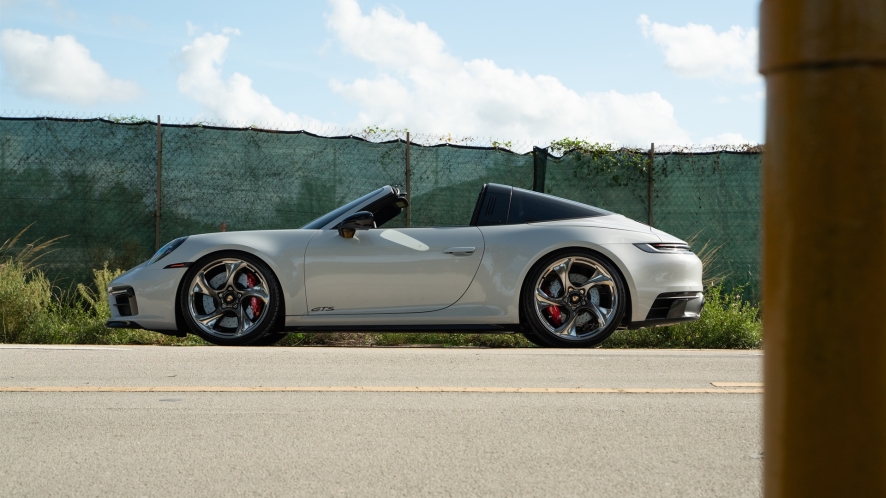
179, 251, 283, 346
520, 250, 626, 348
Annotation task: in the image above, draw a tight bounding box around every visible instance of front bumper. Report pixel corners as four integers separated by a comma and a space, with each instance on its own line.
105, 264, 187, 333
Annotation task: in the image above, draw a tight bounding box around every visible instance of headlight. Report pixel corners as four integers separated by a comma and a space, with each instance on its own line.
634, 242, 693, 254
147, 237, 188, 265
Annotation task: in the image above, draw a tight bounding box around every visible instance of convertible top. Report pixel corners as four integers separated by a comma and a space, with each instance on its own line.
470, 184, 611, 226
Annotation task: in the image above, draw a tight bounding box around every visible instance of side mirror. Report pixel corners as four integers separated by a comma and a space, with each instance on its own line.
337, 211, 375, 238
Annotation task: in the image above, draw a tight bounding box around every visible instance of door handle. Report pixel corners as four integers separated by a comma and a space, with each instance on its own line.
444, 247, 475, 255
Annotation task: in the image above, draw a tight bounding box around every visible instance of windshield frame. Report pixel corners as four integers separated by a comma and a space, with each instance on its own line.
300, 187, 389, 230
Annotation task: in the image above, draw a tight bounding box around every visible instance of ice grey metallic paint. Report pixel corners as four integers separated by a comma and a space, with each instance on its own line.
106, 184, 703, 346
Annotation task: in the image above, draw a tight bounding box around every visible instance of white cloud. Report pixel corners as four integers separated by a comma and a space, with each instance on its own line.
700, 132, 751, 145
638, 14, 759, 83
177, 29, 324, 128
326, 0, 690, 146
713, 96, 731, 104
0, 29, 140, 105
186, 21, 200, 35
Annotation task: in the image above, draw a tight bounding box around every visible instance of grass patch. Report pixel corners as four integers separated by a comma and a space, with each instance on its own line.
273, 332, 533, 347
0, 228, 204, 346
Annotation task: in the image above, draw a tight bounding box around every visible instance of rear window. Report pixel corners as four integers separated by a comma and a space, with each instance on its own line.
508, 188, 610, 224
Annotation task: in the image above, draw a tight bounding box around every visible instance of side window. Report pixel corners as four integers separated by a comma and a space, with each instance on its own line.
509, 189, 610, 223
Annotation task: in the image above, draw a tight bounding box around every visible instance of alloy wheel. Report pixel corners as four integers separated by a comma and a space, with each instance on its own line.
533, 256, 618, 340
186, 259, 271, 339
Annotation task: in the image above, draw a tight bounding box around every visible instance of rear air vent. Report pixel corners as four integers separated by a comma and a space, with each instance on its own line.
470, 183, 514, 226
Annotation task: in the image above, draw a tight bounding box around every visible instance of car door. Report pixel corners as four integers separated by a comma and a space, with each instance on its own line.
303, 226, 484, 314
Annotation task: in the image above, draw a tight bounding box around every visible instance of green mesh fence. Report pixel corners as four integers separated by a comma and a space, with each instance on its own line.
1, 118, 157, 283
410, 145, 532, 226
0, 117, 761, 299
653, 152, 762, 300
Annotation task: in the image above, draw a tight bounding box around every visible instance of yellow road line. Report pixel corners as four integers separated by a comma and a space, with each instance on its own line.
0, 386, 763, 393
711, 382, 764, 387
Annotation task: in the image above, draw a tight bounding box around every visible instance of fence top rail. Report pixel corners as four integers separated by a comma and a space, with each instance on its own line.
0, 114, 763, 155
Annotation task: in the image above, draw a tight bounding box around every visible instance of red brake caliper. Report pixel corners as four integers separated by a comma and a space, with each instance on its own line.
545, 286, 563, 326
546, 305, 563, 326
245, 272, 262, 318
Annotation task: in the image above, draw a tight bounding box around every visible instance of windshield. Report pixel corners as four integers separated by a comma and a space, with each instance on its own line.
300, 188, 385, 229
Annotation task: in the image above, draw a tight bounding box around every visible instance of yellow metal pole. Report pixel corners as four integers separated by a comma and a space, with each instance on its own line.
760, 1, 886, 496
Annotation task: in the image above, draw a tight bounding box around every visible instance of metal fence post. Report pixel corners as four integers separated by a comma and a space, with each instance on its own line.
532, 146, 547, 193
405, 132, 411, 227
155, 115, 162, 252
648, 143, 654, 227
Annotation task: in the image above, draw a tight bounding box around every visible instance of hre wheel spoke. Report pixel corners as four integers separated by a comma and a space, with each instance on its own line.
196, 310, 225, 329
552, 258, 572, 293
588, 303, 608, 329
235, 305, 251, 336
223, 261, 245, 289
557, 312, 579, 337
535, 288, 563, 307
579, 271, 614, 291
193, 272, 215, 296
240, 287, 269, 304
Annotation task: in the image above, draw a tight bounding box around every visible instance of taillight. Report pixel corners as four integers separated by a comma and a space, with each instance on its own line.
633, 242, 694, 254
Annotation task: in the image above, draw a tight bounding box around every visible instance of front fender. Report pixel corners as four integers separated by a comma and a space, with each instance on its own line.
150, 229, 318, 317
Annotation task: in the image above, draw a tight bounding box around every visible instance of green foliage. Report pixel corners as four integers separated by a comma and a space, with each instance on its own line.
603, 284, 762, 349
360, 125, 409, 140
548, 137, 649, 189
0, 260, 54, 343
104, 115, 152, 124
0, 228, 204, 345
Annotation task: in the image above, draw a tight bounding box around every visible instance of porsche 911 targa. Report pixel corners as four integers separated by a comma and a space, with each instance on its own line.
106, 184, 703, 347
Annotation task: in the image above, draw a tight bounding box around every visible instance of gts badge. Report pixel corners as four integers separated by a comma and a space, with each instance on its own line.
311, 306, 335, 312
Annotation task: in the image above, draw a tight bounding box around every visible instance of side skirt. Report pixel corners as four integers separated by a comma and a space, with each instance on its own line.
627, 316, 699, 330
105, 320, 187, 337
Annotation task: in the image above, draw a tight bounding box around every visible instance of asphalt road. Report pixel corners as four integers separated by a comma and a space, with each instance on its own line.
0, 346, 762, 497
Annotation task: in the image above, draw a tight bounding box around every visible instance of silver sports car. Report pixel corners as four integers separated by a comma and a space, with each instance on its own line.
106, 184, 703, 347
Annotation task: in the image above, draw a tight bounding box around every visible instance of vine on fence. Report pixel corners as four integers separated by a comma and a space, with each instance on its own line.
548, 137, 648, 188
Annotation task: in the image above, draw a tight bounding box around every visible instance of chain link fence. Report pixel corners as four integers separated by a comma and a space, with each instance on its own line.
0, 116, 761, 299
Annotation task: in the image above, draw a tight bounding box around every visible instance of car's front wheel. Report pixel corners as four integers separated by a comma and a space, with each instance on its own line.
520, 250, 626, 348
179, 251, 283, 346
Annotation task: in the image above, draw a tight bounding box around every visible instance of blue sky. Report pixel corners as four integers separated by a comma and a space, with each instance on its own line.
0, 0, 763, 146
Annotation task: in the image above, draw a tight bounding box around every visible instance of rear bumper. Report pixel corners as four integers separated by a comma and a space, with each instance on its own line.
629, 291, 705, 329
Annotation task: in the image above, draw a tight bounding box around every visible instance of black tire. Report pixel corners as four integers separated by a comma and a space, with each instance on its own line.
179, 251, 283, 346
520, 249, 626, 348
